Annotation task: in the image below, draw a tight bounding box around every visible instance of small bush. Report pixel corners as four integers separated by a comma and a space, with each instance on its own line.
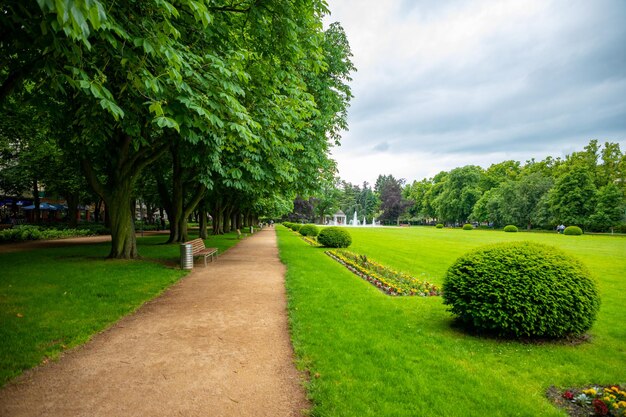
318, 227, 352, 248
462, 223, 473, 230
564, 225, 583, 235
503, 225, 518, 233
299, 224, 319, 237
282, 222, 292, 229
291, 223, 302, 232
435, 224, 444, 229
442, 242, 600, 339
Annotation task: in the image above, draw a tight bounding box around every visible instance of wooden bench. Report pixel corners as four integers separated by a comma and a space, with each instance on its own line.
185, 238, 218, 267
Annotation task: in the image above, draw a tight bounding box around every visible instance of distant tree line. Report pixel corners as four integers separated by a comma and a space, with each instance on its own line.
0, 1, 355, 258
290, 140, 626, 232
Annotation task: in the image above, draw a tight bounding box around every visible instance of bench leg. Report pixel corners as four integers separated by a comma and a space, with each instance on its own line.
204, 255, 207, 267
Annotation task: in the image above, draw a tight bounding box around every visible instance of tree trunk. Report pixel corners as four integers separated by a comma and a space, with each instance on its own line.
199, 205, 208, 239
81, 132, 167, 259
104, 204, 110, 228
33, 179, 41, 224
66, 192, 79, 228
230, 210, 238, 232
166, 146, 183, 243
212, 199, 225, 235
94, 198, 102, 223
234, 210, 242, 230
223, 204, 234, 233
177, 215, 188, 243
106, 187, 138, 259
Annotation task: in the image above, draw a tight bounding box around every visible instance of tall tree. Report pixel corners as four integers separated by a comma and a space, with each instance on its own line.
433, 166, 483, 224
375, 175, 411, 225
549, 166, 596, 228
589, 184, 624, 231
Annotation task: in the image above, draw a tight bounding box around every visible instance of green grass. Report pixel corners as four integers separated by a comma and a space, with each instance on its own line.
0, 230, 241, 386
278, 226, 626, 417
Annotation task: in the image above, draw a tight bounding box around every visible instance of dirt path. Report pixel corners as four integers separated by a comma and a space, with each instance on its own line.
0, 228, 309, 417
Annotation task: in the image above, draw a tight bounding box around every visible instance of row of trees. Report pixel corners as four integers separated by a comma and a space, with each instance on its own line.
405, 140, 625, 231
288, 174, 411, 225
292, 140, 626, 232
1, 1, 355, 257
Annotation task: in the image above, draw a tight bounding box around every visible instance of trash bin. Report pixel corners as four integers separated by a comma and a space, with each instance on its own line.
180, 243, 193, 270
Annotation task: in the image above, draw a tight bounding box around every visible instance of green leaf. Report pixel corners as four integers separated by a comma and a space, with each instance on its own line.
155, 116, 180, 132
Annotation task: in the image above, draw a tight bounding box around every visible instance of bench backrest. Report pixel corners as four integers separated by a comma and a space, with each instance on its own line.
186, 238, 206, 254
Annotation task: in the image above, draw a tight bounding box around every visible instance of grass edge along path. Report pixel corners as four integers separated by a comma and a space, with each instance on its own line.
277, 225, 626, 417
0, 230, 241, 386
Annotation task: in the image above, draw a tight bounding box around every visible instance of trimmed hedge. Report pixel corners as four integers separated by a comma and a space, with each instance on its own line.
317, 227, 352, 248
0, 225, 102, 243
442, 241, 600, 339
299, 224, 319, 237
435, 224, 444, 229
462, 223, 473, 230
290, 223, 302, 232
503, 225, 518, 233
564, 225, 583, 235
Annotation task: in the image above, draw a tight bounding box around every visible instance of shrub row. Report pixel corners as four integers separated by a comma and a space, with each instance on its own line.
0, 225, 104, 243
283, 223, 351, 248
282, 222, 301, 232
299, 224, 319, 237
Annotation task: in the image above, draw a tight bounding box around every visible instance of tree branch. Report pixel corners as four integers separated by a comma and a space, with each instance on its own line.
81, 158, 107, 201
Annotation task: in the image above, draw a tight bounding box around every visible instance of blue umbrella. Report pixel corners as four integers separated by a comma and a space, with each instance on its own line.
21, 202, 59, 210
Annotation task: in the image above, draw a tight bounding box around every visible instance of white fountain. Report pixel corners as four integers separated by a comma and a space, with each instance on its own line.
352, 211, 358, 226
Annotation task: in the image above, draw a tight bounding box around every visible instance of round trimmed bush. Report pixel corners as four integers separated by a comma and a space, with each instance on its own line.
442, 241, 600, 338
291, 223, 302, 232
299, 224, 319, 237
503, 225, 518, 233
462, 223, 473, 230
435, 223, 444, 229
317, 227, 352, 248
283, 222, 292, 229
564, 225, 583, 235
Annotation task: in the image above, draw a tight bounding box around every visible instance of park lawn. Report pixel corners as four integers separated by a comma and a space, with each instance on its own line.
278, 226, 626, 417
0, 230, 241, 386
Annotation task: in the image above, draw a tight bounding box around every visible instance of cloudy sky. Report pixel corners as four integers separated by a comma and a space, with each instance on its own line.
323, 0, 626, 185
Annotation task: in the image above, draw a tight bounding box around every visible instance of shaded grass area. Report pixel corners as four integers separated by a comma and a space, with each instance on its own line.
0, 230, 241, 386
278, 226, 626, 417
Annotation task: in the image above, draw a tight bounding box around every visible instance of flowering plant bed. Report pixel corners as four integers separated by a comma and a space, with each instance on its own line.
301, 236, 321, 246
547, 385, 626, 416
326, 249, 441, 296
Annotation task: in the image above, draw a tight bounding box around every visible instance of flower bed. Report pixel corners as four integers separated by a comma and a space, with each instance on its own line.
301, 236, 321, 246
326, 249, 441, 296
548, 385, 626, 417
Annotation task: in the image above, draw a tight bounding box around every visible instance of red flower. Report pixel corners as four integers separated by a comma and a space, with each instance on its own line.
562, 391, 574, 400
593, 399, 609, 416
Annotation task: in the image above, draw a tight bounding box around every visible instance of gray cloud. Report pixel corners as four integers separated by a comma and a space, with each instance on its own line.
326, 0, 626, 182
373, 142, 390, 152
